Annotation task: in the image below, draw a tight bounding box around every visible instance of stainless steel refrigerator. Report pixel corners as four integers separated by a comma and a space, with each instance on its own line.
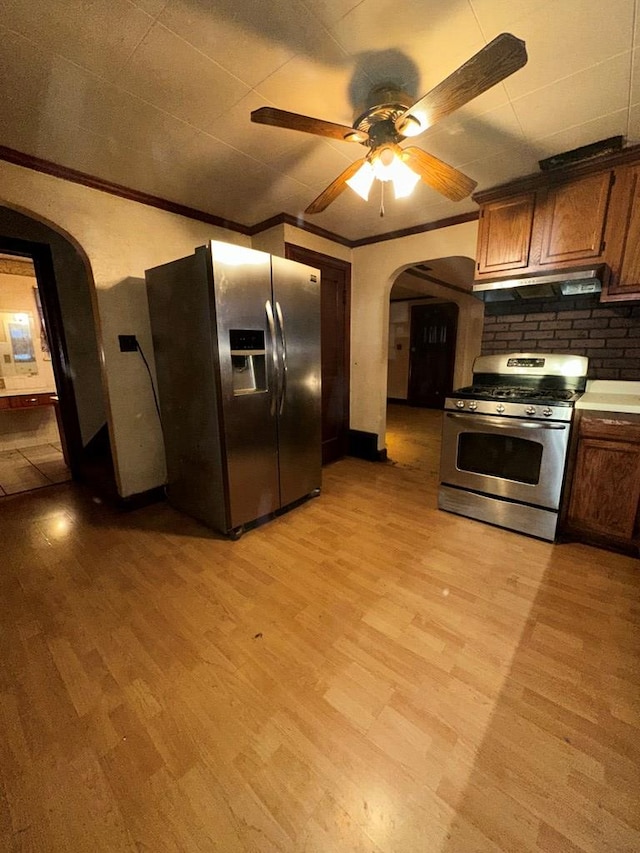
145, 240, 321, 537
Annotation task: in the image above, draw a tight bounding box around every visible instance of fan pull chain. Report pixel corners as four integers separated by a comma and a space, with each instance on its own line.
379, 180, 385, 217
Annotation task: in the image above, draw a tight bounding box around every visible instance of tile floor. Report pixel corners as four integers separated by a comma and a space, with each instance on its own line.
0, 443, 70, 496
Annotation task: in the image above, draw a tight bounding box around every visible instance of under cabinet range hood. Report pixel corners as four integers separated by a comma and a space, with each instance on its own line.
472, 266, 606, 302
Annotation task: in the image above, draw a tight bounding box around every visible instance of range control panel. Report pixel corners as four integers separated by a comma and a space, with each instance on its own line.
506, 357, 545, 368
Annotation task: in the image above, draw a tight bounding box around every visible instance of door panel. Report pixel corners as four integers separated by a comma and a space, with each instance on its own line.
476, 193, 535, 274
537, 171, 613, 265
208, 243, 280, 528
285, 245, 350, 464
408, 303, 458, 408
271, 255, 321, 507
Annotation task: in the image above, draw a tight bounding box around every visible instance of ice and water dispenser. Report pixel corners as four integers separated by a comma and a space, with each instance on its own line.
230, 329, 267, 395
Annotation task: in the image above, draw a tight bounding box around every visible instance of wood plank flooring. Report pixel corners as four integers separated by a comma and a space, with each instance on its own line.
1, 404, 638, 852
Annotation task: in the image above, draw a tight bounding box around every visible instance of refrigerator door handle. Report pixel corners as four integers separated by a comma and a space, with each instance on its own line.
275, 301, 288, 414
265, 300, 279, 417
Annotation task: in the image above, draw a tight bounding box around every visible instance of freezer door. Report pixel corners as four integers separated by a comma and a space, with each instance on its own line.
271, 255, 322, 507
207, 242, 280, 529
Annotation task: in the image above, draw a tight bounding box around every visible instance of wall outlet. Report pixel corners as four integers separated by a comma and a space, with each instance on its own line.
118, 334, 138, 352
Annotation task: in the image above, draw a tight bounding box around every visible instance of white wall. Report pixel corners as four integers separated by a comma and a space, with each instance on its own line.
282, 225, 352, 263
251, 224, 286, 256
251, 222, 353, 263
0, 160, 248, 497
352, 221, 482, 450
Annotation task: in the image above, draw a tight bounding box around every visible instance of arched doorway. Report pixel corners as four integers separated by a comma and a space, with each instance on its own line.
0, 208, 113, 497
385, 256, 480, 469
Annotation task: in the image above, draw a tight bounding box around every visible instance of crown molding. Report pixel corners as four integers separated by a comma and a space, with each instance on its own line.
247, 212, 353, 247
349, 211, 479, 247
0, 145, 479, 250
0, 145, 251, 235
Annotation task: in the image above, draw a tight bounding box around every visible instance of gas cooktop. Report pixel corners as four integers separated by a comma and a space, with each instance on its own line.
452, 385, 583, 406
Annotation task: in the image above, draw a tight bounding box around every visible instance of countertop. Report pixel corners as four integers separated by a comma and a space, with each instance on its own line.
575, 380, 640, 414
0, 387, 56, 399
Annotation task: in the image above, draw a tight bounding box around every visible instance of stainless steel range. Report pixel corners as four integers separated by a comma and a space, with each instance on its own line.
438, 352, 589, 541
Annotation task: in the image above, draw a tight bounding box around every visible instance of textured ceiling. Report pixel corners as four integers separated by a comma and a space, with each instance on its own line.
0, 0, 638, 241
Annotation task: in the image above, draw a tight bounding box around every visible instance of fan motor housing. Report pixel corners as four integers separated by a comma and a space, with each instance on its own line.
353, 84, 413, 144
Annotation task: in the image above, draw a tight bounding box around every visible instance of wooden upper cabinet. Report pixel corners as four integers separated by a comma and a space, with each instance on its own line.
473, 148, 640, 297
535, 171, 615, 267
602, 164, 640, 301
475, 193, 535, 276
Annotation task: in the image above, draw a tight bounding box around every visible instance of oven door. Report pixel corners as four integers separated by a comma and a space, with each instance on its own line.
440, 411, 570, 509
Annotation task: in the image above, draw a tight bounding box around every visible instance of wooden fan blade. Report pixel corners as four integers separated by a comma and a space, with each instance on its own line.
251, 107, 369, 143
402, 147, 477, 201
395, 33, 527, 136
305, 159, 367, 214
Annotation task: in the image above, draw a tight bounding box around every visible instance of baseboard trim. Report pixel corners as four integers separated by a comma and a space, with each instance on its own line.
348, 429, 387, 462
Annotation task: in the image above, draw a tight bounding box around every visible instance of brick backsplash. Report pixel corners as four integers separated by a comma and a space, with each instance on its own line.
482, 295, 640, 380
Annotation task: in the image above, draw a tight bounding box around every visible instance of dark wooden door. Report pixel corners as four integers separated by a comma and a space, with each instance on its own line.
408, 303, 458, 409
285, 244, 350, 465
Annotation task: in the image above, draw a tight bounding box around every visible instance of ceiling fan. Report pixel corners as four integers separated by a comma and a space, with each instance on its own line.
251, 33, 527, 215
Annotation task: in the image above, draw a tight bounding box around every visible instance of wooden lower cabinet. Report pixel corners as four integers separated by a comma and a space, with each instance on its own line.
8, 393, 55, 409
564, 412, 640, 553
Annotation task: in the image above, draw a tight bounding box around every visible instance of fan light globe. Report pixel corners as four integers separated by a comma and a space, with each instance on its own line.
389, 158, 421, 199
347, 148, 421, 202
346, 161, 375, 200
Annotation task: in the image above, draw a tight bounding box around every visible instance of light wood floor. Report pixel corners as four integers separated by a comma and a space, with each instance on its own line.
1, 404, 638, 852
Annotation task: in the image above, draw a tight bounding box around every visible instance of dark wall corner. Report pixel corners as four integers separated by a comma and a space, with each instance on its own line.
348, 429, 387, 462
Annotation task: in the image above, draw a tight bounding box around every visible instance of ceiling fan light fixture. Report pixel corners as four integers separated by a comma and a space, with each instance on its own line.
346, 161, 375, 200
371, 148, 421, 199
389, 159, 421, 199
397, 113, 424, 137
343, 130, 367, 143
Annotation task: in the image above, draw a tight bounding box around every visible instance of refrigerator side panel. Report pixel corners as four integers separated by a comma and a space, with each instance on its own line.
207, 242, 280, 529
146, 252, 228, 532
272, 255, 322, 507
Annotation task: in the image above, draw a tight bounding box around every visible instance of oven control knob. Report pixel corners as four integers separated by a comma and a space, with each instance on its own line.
525, 406, 536, 416
468, 401, 478, 411
543, 407, 553, 417
456, 400, 465, 409
496, 403, 505, 414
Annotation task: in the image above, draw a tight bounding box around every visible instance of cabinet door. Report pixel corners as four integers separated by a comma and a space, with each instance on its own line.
567, 436, 640, 542
536, 171, 614, 266
475, 193, 535, 276
602, 164, 640, 301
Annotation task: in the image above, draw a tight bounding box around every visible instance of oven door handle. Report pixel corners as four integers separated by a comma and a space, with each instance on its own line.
446, 413, 568, 430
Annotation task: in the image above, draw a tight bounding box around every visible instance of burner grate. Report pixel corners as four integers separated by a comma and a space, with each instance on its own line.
454, 385, 581, 404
